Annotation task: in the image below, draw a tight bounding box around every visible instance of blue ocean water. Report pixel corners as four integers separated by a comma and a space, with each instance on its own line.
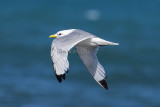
0, 0, 160, 107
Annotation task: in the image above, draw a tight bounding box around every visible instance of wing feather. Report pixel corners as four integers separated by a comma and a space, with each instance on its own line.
76, 46, 108, 90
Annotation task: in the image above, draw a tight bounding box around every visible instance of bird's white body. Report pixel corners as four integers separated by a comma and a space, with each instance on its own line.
50, 29, 119, 90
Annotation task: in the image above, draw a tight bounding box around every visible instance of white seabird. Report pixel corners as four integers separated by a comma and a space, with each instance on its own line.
49, 29, 119, 90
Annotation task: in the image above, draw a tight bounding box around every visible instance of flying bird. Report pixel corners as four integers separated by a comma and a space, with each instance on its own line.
49, 29, 119, 90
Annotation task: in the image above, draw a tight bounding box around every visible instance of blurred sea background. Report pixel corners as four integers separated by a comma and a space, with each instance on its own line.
0, 0, 160, 107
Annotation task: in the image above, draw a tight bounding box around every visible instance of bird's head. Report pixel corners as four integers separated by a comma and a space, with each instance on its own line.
49, 29, 76, 38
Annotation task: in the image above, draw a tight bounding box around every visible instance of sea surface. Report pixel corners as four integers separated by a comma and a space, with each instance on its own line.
0, 0, 160, 107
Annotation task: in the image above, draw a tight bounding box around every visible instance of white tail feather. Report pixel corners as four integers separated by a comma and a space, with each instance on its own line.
91, 38, 119, 46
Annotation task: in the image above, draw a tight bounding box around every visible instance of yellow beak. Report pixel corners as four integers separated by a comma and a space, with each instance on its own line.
49, 34, 57, 38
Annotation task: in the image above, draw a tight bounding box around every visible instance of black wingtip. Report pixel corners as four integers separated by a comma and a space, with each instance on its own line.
55, 74, 62, 83
99, 79, 108, 90
62, 74, 65, 80
55, 73, 66, 82
52, 62, 68, 82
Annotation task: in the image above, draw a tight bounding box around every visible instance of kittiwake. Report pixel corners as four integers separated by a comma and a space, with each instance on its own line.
49, 29, 119, 90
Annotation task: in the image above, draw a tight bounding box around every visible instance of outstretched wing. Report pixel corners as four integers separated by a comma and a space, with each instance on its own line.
76, 46, 108, 90
51, 46, 69, 82
51, 29, 95, 82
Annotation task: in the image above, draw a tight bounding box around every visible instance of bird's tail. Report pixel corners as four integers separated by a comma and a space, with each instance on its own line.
92, 38, 119, 46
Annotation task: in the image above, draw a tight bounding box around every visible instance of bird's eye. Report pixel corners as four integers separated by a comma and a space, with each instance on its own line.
59, 33, 62, 35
